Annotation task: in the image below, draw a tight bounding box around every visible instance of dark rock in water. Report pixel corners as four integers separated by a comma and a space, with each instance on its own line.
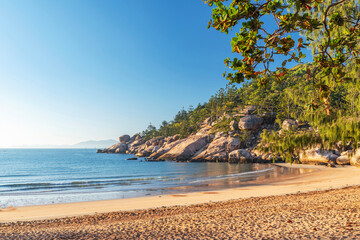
146, 158, 165, 162
126, 157, 138, 160
96, 149, 104, 153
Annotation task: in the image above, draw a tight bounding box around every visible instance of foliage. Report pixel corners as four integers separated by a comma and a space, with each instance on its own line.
210, 117, 233, 134
140, 84, 241, 140
204, 0, 360, 114
140, 62, 360, 162
260, 129, 321, 163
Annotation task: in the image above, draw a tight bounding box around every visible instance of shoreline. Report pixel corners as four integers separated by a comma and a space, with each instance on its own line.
1, 164, 359, 223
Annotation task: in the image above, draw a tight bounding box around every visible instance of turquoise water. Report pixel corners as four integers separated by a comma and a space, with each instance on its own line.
0, 149, 309, 207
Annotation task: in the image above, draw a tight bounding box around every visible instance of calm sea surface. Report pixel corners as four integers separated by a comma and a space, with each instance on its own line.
0, 149, 312, 207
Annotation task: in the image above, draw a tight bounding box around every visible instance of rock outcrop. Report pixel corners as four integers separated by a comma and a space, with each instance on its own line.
158, 135, 208, 161
238, 115, 263, 130
190, 136, 242, 162
350, 150, 360, 167
299, 148, 339, 165
228, 149, 252, 163
97, 112, 358, 167
119, 135, 130, 143
336, 151, 351, 165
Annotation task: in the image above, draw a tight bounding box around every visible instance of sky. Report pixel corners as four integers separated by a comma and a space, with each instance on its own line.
0, 1, 312, 147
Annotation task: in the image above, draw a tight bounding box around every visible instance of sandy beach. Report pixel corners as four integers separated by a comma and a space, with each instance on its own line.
1, 164, 359, 239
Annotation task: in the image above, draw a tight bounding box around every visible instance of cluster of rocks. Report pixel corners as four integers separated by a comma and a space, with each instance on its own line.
97, 105, 360, 167
299, 148, 360, 167
97, 106, 267, 163
98, 132, 257, 163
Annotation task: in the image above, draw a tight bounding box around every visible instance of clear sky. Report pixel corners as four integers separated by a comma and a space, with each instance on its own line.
0, 0, 237, 147
0, 1, 312, 147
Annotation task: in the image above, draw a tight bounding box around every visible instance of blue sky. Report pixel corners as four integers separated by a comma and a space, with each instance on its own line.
0, 0, 236, 146
0, 1, 311, 147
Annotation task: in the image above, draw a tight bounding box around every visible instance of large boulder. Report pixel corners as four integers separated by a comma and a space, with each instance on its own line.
205, 151, 228, 162
337, 155, 350, 165
192, 137, 227, 161
158, 135, 207, 161
115, 143, 127, 153
135, 150, 151, 157
196, 126, 211, 136
146, 145, 160, 153
238, 115, 264, 130
149, 139, 186, 159
148, 136, 164, 146
104, 143, 127, 153
191, 136, 241, 162
350, 150, 360, 167
119, 135, 131, 143
228, 149, 252, 163
226, 137, 242, 152
336, 151, 351, 165
129, 138, 145, 148
107, 143, 121, 151
282, 119, 298, 130
128, 134, 139, 143
299, 148, 339, 165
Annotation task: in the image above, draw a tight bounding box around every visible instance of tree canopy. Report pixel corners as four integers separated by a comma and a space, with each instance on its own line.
204, 0, 360, 115
139, 1, 360, 162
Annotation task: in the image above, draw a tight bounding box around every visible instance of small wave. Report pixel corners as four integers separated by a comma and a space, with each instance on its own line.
0, 175, 178, 193
0, 174, 33, 178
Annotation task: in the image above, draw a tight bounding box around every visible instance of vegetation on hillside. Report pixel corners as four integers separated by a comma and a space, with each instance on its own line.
141, 63, 360, 162
140, 0, 360, 162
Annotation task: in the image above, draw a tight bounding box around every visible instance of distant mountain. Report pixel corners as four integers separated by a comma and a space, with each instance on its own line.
8, 139, 118, 149
72, 139, 118, 148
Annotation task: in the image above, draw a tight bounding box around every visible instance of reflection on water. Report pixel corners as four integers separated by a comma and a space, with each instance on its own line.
0, 149, 315, 207
166, 164, 315, 194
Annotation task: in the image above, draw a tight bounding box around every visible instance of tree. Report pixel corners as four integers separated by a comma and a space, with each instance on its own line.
204, 0, 360, 115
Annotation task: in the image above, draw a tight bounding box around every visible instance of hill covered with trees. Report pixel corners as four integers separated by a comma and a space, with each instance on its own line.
100, 0, 360, 166
129, 62, 359, 165
99, 62, 359, 166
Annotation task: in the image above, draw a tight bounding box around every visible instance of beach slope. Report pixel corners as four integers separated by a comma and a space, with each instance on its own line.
0, 165, 359, 239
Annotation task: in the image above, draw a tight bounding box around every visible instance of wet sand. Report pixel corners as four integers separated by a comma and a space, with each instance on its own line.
0, 164, 359, 239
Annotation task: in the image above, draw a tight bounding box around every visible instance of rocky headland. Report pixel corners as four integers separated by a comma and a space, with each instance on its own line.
97, 106, 360, 168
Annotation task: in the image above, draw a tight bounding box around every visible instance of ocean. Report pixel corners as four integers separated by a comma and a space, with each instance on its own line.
0, 149, 311, 207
